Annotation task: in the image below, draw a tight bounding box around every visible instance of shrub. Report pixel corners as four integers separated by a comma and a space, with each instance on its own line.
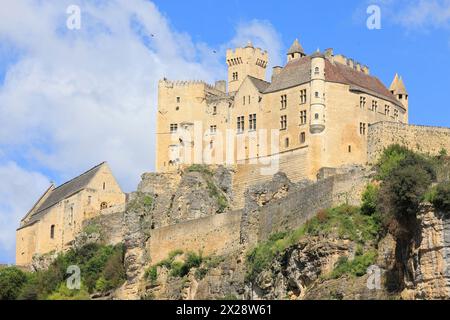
186, 164, 213, 176
361, 184, 379, 216
432, 182, 450, 212
145, 266, 158, 284
329, 250, 377, 279
377, 145, 411, 180
0, 267, 28, 300
245, 205, 382, 282
47, 283, 90, 300
380, 165, 432, 219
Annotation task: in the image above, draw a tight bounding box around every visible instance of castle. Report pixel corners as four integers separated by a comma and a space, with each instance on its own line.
156, 39, 409, 183
16, 39, 450, 270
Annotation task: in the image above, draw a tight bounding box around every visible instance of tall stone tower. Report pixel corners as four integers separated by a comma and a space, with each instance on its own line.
390, 73, 409, 122
226, 41, 268, 93
310, 50, 326, 134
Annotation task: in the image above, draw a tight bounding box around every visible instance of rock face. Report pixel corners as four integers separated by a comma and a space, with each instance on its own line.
401, 205, 450, 299
248, 237, 353, 300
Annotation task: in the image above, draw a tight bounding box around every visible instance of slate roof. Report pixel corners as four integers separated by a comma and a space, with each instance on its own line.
287, 39, 305, 55
264, 56, 311, 93
263, 54, 402, 107
248, 75, 271, 93
21, 162, 106, 227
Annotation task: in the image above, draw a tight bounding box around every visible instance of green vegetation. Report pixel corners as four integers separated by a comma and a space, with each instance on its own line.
428, 182, 450, 212
143, 195, 154, 208
186, 164, 213, 176
361, 184, 379, 217
245, 204, 382, 282
145, 250, 223, 283
376, 145, 436, 220
329, 250, 377, 279
83, 224, 100, 235
0, 267, 28, 300
1, 244, 126, 300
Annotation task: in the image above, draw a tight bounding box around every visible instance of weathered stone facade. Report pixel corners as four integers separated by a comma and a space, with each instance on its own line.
156, 40, 409, 187
368, 122, 450, 163
16, 162, 126, 267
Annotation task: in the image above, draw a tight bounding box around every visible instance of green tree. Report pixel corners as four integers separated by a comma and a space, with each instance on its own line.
0, 267, 28, 300
432, 182, 450, 212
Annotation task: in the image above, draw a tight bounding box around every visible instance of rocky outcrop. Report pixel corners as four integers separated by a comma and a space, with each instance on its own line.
401, 205, 450, 299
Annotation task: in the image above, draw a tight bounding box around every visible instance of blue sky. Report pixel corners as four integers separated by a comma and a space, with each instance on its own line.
0, 0, 449, 264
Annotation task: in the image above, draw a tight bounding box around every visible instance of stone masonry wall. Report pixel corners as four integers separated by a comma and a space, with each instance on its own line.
368, 122, 450, 163
147, 211, 242, 264
244, 166, 369, 245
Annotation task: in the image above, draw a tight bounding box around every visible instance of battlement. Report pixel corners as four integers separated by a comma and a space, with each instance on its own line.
326, 50, 370, 75
159, 79, 217, 90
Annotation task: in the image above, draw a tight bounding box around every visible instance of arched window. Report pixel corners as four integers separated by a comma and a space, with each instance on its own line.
315, 67, 319, 75
100, 202, 108, 210
50, 225, 55, 239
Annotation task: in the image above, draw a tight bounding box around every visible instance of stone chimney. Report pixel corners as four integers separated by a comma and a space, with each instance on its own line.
272, 66, 283, 82
215, 80, 227, 93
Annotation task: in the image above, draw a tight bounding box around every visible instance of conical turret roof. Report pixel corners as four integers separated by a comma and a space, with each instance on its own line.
287, 39, 305, 55
390, 73, 408, 95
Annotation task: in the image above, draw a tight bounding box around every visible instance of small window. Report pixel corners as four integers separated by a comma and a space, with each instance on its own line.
213, 106, 217, 115
100, 202, 108, 210
300, 132, 306, 144
249, 114, 257, 131
103, 182, 106, 190
50, 225, 55, 239
243, 96, 246, 105
315, 67, 319, 75
315, 92, 319, 98
175, 106, 180, 111
348, 145, 352, 153
285, 137, 290, 148
360, 97, 366, 109
280, 95, 288, 109
176, 97, 181, 103
300, 110, 307, 125
210, 125, 217, 134
237, 116, 245, 133
315, 113, 319, 120
280, 115, 287, 130
170, 124, 178, 133
300, 89, 307, 104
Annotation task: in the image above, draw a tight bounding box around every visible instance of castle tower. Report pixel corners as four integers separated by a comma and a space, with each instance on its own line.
226, 41, 268, 93
287, 39, 306, 62
390, 73, 409, 122
310, 50, 326, 134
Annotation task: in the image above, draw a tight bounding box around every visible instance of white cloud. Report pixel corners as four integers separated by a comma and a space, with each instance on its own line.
370, 0, 450, 30
0, 162, 50, 263
0, 1, 283, 262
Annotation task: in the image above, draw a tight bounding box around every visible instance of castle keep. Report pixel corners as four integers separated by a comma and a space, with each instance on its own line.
156, 39, 409, 182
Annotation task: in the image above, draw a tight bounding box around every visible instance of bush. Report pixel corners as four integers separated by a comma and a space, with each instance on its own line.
47, 283, 90, 300
0, 267, 28, 300
376, 145, 411, 180
329, 250, 377, 279
361, 184, 379, 216
431, 182, 450, 212
379, 165, 432, 219
245, 205, 382, 282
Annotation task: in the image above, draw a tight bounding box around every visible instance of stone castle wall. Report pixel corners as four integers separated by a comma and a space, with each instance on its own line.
368, 122, 450, 163
147, 211, 242, 264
